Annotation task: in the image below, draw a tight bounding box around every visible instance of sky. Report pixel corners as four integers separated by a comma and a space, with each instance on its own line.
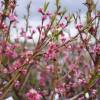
15, 0, 84, 34
15, 0, 100, 28
10, 0, 100, 42
16, 0, 100, 18
16, 0, 85, 21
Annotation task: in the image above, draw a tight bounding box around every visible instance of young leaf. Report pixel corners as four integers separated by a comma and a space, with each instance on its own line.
44, 1, 49, 12
56, 0, 60, 8
51, 15, 56, 25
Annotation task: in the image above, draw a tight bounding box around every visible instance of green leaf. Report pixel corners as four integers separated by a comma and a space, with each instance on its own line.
56, 0, 60, 8
51, 15, 56, 25
44, 1, 49, 12
2, 55, 7, 66
97, 10, 100, 20
88, 73, 99, 87
30, 72, 38, 85
4, 0, 9, 9
52, 30, 62, 41
3, 0, 9, 15
98, 85, 100, 96
62, 7, 67, 16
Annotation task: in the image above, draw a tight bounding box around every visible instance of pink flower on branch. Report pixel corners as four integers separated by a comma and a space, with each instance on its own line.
9, 13, 17, 22
26, 89, 42, 100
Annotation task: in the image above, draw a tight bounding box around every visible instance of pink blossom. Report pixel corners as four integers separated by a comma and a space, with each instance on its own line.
44, 42, 58, 61
91, 89, 97, 96
12, 51, 17, 58
78, 96, 85, 100
5, 46, 13, 58
9, 13, 17, 22
61, 37, 66, 43
40, 32, 45, 40
8, 0, 16, 9
9, 60, 21, 72
14, 80, 20, 89
76, 24, 83, 30
59, 22, 65, 29
26, 89, 42, 100
38, 8, 44, 15
46, 11, 51, 16
68, 64, 76, 71
32, 29, 36, 34
0, 91, 2, 96
0, 11, 3, 17
46, 65, 54, 73
38, 72, 47, 87
97, 13, 100, 17
39, 77, 45, 87
19, 68, 27, 76
93, 44, 100, 54
55, 83, 65, 94
42, 15, 47, 22
64, 16, 68, 20
3, 68, 8, 74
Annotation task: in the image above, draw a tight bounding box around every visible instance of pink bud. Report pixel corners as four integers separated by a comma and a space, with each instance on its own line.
9, 13, 17, 22
64, 16, 68, 20
42, 15, 47, 22
38, 8, 44, 15
76, 24, 83, 30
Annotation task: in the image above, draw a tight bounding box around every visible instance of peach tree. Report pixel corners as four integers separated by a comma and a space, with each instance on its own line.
0, 0, 100, 100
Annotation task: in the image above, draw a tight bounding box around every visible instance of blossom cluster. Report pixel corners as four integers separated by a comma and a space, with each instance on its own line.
0, 0, 100, 100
